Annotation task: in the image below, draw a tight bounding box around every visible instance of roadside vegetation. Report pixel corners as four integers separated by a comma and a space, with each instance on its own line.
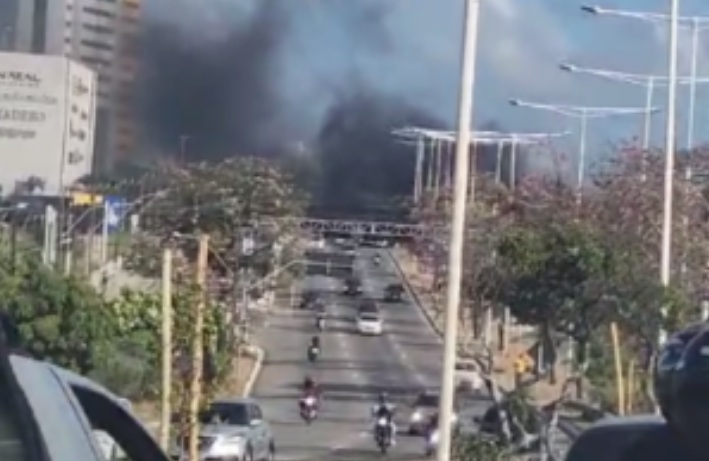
416, 146, 709, 419
0, 157, 306, 411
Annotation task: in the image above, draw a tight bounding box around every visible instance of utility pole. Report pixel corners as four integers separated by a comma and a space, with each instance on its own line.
63, 213, 74, 276
437, 1, 480, 460
9, 209, 17, 275
188, 234, 209, 461
159, 248, 173, 451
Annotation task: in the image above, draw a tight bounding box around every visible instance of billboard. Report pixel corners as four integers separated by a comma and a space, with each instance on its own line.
62, 60, 97, 187
0, 52, 96, 196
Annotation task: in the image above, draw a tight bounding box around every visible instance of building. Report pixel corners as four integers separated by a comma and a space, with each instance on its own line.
1, 0, 141, 172
0, 52, 97, 195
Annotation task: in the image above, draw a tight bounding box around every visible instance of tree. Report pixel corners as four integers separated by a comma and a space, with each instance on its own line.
0, 250, 115, 375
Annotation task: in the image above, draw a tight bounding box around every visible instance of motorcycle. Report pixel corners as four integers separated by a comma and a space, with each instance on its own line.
374, 417, 393, 454
307, 345, 320, 362
425, 428, 439, 456
299, 396, 318, 424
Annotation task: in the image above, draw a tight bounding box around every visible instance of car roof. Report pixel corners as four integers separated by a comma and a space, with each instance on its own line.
564, 414, 664, 461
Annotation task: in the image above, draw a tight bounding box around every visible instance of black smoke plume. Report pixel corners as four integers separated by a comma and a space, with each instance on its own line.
313, 87, 443, 218
139, 1, 288, 160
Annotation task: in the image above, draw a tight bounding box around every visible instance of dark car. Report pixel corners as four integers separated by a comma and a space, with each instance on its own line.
343, 277, 363, 296
300, 291, 319, 309
383, 283, 404, 303
358, 299, 380, 315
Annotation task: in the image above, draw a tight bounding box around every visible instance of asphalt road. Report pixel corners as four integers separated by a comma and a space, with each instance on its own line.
252, 247, 493, 461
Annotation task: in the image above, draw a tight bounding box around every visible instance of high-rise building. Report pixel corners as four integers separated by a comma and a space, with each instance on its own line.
3, 0, 141, 173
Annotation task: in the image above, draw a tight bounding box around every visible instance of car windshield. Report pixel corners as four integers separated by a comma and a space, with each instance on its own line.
415, 394, 439, 407
200, 403, 250, 426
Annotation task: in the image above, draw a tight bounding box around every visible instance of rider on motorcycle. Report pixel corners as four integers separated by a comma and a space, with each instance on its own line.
372, 392, 396, 446
619, 323, 708, 461
301, 376, 321, 408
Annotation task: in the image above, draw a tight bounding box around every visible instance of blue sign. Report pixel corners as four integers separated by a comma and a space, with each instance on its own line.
104, 196, 127, 234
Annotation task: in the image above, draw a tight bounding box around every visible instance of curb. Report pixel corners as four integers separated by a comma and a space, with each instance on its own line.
386, 249, 443, 341
242, 345, 265, 397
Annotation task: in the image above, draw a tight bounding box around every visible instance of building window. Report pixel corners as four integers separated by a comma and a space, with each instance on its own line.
82, 7, 115, 19
81, 39, 113, 51
83, 23, 113, 35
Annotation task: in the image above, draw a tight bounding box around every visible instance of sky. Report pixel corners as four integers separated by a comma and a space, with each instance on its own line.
146, 0, 709, 173
277, 0, 709, 172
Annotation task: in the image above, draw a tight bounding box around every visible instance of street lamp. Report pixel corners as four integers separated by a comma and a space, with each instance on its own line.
559, 63, 709, 149
509, 99, 659, 203
436, 0, 480, 457
581, 5, 709, 149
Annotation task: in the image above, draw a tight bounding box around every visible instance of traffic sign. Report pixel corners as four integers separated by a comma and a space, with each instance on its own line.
104, 196, 127, 234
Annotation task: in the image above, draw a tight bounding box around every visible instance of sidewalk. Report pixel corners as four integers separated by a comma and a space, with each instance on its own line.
392, 247, 571, 406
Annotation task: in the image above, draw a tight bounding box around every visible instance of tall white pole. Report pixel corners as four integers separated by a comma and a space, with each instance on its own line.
509, 141, 518, 191
687, 19, 699, 150
495, 142, 503, 183
659, 0, 680, 345
436, 0, 480, 460
643, 78, 655, 150
576, 112, 588, 206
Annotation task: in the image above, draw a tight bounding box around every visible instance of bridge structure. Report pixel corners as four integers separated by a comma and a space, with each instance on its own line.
294, 217, 431, 238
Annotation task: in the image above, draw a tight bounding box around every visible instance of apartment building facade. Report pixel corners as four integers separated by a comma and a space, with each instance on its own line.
1, 0, 141, 173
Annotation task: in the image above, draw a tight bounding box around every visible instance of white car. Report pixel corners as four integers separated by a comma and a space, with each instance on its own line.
356, 312, 383, 335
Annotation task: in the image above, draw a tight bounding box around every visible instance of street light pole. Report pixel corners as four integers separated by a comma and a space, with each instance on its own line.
577, 111, 588, 206
659, 0, 680, 345
437, 0, 480, 459
509, 99, 657, 202
643, 77, 655, 151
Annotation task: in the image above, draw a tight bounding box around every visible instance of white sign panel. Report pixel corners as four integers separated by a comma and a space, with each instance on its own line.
0, 52, 96, 195
62, 60, 97, 187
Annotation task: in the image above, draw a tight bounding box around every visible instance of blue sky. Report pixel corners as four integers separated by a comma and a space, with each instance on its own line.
155, 0, 709, 171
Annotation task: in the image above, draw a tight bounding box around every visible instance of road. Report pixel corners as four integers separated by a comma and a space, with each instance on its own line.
252, 247, 493, 461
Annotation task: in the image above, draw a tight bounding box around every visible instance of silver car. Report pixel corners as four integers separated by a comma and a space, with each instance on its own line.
171, 398, 275, 461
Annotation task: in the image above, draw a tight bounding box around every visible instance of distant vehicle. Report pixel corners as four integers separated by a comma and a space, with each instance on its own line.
343, 277, 363, 296
406, 391, 459, 435
407, 392, 440, 435
383, 283, 404, 303
171, 398, 275, 461
454, 359, 483, 392
358, 299, 380, 315
356, 310, 383, 335
300, 291, 319, 309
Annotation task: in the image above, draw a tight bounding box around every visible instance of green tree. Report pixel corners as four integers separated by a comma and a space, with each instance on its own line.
0, 251, 115, 374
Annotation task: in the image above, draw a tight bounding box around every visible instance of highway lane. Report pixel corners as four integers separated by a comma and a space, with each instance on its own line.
252, 247, 494, 461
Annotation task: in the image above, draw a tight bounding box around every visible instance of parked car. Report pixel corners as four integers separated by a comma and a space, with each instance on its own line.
171, 398, 275, 461
0, 332, 170, 461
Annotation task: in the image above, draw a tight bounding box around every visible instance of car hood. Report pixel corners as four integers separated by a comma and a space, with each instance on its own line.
200, 424, 251, 438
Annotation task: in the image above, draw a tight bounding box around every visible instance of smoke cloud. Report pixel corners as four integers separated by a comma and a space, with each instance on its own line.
138, 0, 448, 161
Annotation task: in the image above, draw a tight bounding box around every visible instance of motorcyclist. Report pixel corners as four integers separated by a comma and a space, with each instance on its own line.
372, 392, 396, 445
300, 376, 321, 413
619, 323, 708, 461
307, 336, 321, 361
